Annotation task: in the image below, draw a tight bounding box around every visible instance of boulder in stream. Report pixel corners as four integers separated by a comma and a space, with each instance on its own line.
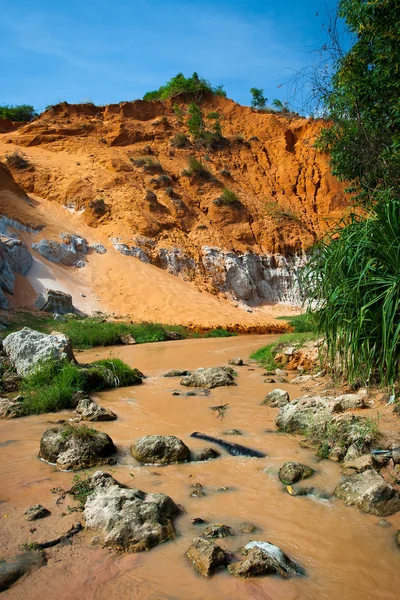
262, 389, 290, 408
164, 369, 191, 377
83, 471, 180, 551
181, 367, 236, 389
3, 328, 75, 376
130, 435, 191, 464
334, 469, 400, 516
75, 397, 117, 422
0, 396, 24, 419
39, 424, 116, 471
228, 541, 303, 578
202, 523, 234, 538
193, 447, 221, 462
185, 537, 227, 577
24, 504, 51, 521
228, 357, 243, 366
278, 462, 315, 485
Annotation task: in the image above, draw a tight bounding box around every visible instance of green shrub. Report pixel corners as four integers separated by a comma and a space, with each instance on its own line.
183, 156, 212, 179
305, 192, 400, 385
277, 313, 318, 333
143, 72, 226, 101
250, 88, 267, 110
214, 188, 241, 208
0, 104, 37, 122
250, 332, 318, 370
131, 157, 163, 174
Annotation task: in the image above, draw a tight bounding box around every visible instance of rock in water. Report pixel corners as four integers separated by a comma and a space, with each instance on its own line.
185, 537, 227, 576
278, 462, 315, 485
164, 369, 191, 377
24, 504, 51, 521
0, 396, 24, 419
39, 424, 116, 471
181, 367, 236, 389
202, 523, 234, 538
228, 541, 303, 578
334, 469, 400, 516
3, 328, 75, 375
75, 397, 117, 422
34, 289, 74, 314
0, 551, 46, 592
262, 389, 290, 408
228, 357, 243, 366
83, 471, 180, 551
193, 447, 221, 462
131, 435, 191, 464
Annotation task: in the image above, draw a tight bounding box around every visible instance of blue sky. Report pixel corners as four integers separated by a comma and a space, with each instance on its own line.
0, 0, 337, 113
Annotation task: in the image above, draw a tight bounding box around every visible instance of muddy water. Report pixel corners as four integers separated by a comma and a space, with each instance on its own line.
1, 335, 400, 600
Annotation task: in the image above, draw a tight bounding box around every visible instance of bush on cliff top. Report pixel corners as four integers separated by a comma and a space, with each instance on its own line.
143, 72, 226, 102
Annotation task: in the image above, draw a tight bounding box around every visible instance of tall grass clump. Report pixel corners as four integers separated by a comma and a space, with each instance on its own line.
305, 192, 400, 385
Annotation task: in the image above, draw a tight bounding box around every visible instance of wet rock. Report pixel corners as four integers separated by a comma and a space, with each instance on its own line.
286, 485, 317, 497
275, 395, 332, 433
39, 424, 116, 471
262, 389, 290, 408
181, 367, 236, 389
165, 330, 184, 341
377, 519, 391, 527
164, 369, 191, 377
35, 289, 74, 314
334, 469, 400, 516
264, 378, 276, 384
83, 471, 180, 551
185, 537, 227, 577
0, 396, 24, 419
222, 429, 243, 436
172, 388, 210, 397
240, 523, 258, 534
3, 328, 75, 375
278, 462, 315, 485
190, 483, 206, 497
118, 334, 137, 345
192, 517, 207, 525
75, 397, 117, 422
130, 435, 190, 464
228, 357, 243, 366
395, 531, 400, 548
342, 454, 374, 475
275, 368, 288, 376
228, 541, 303, 578
0, 551, 46, 592
24, 504, 51, 521
202, 523, 234, 538
193, 447, 221, 462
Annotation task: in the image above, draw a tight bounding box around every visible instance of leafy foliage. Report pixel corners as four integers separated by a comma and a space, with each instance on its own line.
0, 104, 37, 122
187, 102, 204, 137
316, 0, 400, 196
305, 192, 400, 385
143, 72, 226, 101
250, 88, 267, 109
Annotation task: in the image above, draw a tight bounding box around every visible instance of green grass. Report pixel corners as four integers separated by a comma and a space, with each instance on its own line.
143, 72, 226, 101
265, 201, 300, 222
277, 313, 318, 333
20, 357, 142, 415
61, 423, 99, 440
69, 473, 95, 505
4, 315, 188, 349
182, 156, 213, 179
214, 188, 242, 208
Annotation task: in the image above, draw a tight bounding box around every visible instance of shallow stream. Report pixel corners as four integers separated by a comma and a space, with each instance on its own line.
1, 335, 399, 599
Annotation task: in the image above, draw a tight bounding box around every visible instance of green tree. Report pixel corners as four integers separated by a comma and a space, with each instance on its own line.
187, 102, 204, 138
317, 0, 400, 197
0, 104, 37, 122
250, 88, 267, 109
143, 72, 226, 102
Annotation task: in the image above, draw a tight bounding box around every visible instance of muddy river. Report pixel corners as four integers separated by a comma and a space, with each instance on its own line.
1, 335, 399, 599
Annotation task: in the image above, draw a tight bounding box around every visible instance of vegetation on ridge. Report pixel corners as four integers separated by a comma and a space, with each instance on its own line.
143, 72, 226, 102
0, 104, 37, 122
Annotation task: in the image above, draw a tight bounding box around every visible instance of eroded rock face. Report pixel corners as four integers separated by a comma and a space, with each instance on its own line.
228, 541, 303, 578
130, 435, 191, 464
39, 425, 116, 471
84, 471, 180, 551
334, 470, 400, 516
0, 236, 33, 308
75, 397, 117, 422
34, 289, 74, 314
3, 328, 75, 375
181, 367, 236, 389
278, 462, 315, 485
262, 389, 290, 408
32, 232, 93, 267
185, 537, 227, 577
